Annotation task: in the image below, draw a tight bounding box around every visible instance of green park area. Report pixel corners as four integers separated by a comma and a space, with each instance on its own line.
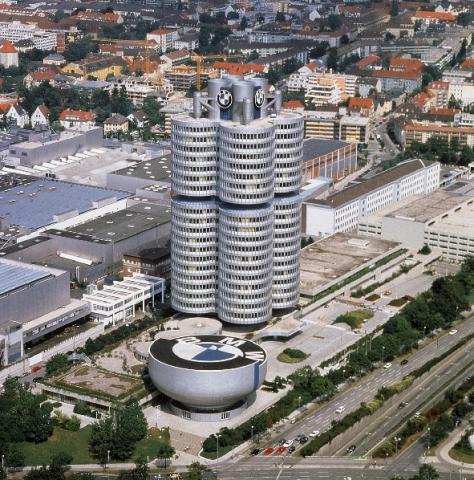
17, 427, 170, 466
334, 309, 374, 330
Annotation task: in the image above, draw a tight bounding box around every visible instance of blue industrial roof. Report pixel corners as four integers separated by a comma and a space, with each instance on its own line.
0, 260, 50, 296
0, 177, 128, 230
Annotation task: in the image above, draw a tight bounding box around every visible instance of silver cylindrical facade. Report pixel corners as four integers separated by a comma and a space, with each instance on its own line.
218, 124, 275, 205
273, 113, 305, 194
273, 194, 301, 308
171, 78, 304, 325
171, 116, 219, 197
171, 197, 218, 314
217, 204, 274, 324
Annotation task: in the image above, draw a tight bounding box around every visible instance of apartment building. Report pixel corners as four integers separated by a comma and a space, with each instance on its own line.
402, 121, 474, 148
146, 28, 178, 53
305, 72, 358, 106
0, 22, 57, 51
302, 159, 440, 237
304, 110, 370, 143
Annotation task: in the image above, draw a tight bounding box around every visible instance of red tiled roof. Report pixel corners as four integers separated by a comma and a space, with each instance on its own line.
282, 100, 304, 110
427, 81, 449, 90
0, 40, 17, 53
428, 107, 461, 116
355, 54, 380, 68
348, 97, 374, 110
414, 11, 456, 21
389, 56, 424, 73
59, 109, 94, 122
148, 28, 175, 35
213, 61, 265, 76
460, 59, 474, 71
31, 69, 56, 81
372, 69, 421, 80
414, 92, 430, 106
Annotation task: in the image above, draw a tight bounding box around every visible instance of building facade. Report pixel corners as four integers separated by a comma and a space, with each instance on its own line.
303, 159, 440, 237
170, 78, 304, 325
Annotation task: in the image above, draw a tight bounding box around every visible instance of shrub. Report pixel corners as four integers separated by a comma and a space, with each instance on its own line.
74, 401, 92, 416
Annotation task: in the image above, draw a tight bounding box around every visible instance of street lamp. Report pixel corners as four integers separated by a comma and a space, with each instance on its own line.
426, 427, 431, 454
394, 436, 401, 456
216, 434, 221, 459
1, 454, 4, 469
251, 425, 254, 444
107, 450, 110, 470
298, 396, 301, 409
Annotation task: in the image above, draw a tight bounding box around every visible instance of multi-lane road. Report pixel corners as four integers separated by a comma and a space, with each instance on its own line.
253, 318, 474, 458
210, 315, 474, 480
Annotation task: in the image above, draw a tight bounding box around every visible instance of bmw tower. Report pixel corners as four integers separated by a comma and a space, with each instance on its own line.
170, 77, 304, 325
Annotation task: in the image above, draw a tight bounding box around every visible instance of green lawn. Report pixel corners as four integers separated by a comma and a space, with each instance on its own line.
449, 447, 474, 464
18, 427, 95, 465
17, 427, 170, 466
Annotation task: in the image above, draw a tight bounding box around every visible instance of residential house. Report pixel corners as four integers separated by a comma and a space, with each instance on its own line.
30, 105, 49, 126
213, 61, 266, 77
59, 109, 95, 128
43, 53, 65, 66
127, 111, 149, 128
0, 40, 18, 68
103, 113, 129, 134
348, 97, 374, 118
6, 104, 29, 127
412, 11, 456, 26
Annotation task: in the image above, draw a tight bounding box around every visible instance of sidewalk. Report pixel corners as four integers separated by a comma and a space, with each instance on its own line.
422, 423, 474, 472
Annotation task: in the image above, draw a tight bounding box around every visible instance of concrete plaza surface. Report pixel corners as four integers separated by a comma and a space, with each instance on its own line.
144, 265, 438, 448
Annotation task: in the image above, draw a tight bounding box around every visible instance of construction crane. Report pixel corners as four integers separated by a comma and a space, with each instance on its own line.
191, 54, 243, 91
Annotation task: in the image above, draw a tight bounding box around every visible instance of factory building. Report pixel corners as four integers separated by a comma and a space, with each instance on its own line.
303, 159, 440, 237
358, 188, 474, 261
171, 78, 304, 325
0, 258, 89, 365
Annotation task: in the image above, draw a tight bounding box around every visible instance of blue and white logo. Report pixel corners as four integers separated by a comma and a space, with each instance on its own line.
254, 89, 265, 108
172, 336, 266, 364
216, 89, 233, 109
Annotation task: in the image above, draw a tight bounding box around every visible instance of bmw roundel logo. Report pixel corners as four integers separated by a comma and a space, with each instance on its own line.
216, 89, 233, 109
254, 89, 265, 108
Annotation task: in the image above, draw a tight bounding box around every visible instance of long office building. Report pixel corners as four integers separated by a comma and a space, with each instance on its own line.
303, 159, 440, 237
171, 78, 304, 325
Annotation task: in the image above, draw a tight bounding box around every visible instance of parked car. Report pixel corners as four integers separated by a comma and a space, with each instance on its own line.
400, 359, 408, 365
398, 401, 408, 409
288, 445, 296, 453
336, 406, 346, 414
283, 440, 294, 448
384, 363, 392, 369
346, 445, 356, 454
449, 329, 458, 335
250, 448, 261, 456
309, 430, 320, 438
299, 436, 308, 444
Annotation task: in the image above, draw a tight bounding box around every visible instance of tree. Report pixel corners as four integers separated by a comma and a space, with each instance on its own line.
327, 14, 342, 31
309, 41, 329, 59
275, 11, 285, 22
413, 465, 439, 480
239, 15, 248, 31
142, 97, 162, 126
89, 417, 114, 464
418, 245, 431, 255
46, 353, 69, 375
390, 0, 399, 17
53, 9, 67, 22
156, 443, 175, 468
186, 462, 213, 480
385, 32, 396, 42
326, 48, 338, 71
63, 36, 98, 62
89, 400, 148, 462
